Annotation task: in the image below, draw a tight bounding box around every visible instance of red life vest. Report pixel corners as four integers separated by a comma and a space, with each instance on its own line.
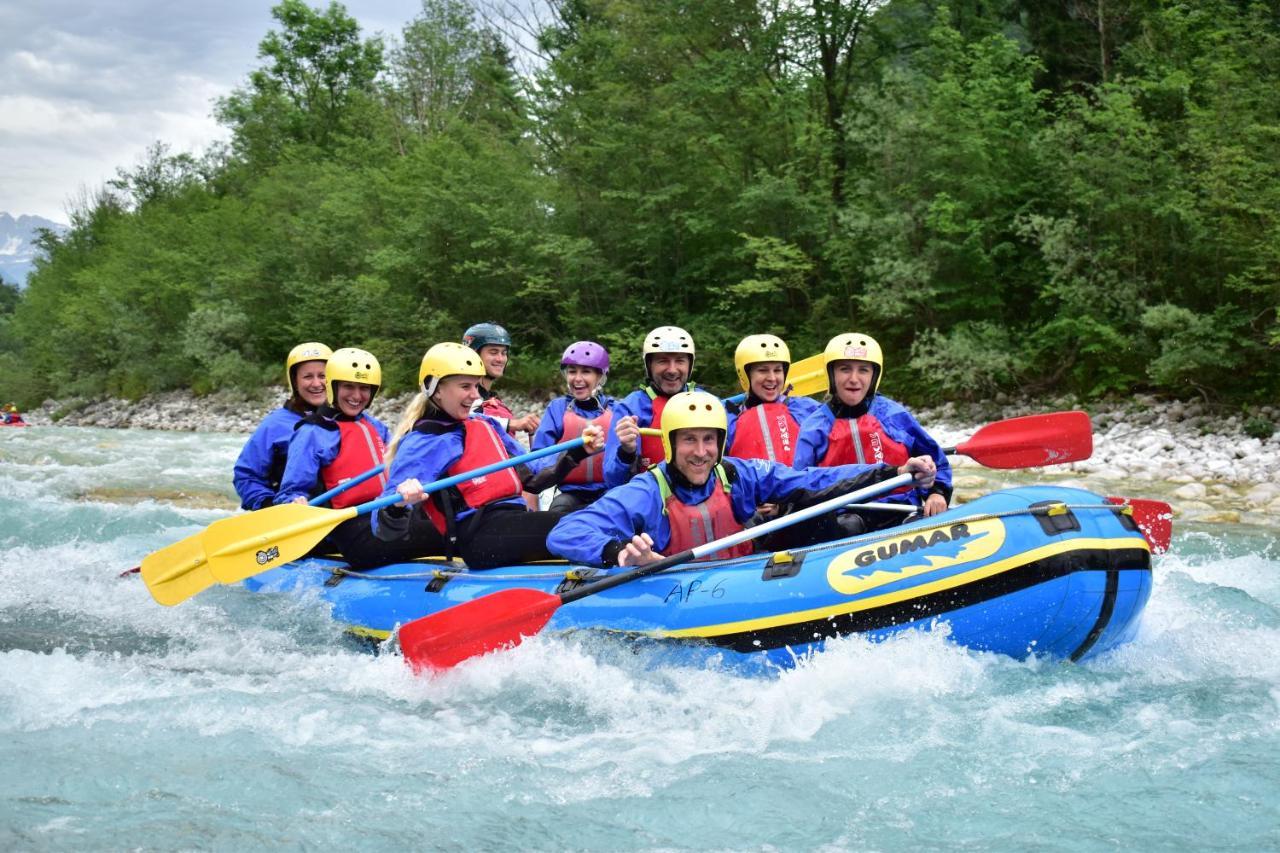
321, 418, 388, 509
820, 413, 912, 494
561, 405, 613, 485
479, 394, 516, 432
638, 389, 669, 469
651, 464, 754, 561
728, 401, 800, 464
424, 418, 524, 534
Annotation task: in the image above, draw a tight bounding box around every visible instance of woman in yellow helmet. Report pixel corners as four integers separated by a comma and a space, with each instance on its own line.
724, 334, 821, 465
273, 348, 425, 569
232, 342, 332, 510
371, 342, 605, 568
794, 333, 951, 526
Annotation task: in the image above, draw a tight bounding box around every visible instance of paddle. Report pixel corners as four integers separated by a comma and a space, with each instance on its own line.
140, 438, 587, 607
124, 463, 387, 583
399, 410, 1100, 671
725, 353, 826, 405
941, 410, 1093, 469
400, 471, 916, 672
1106, 496, 1173, 554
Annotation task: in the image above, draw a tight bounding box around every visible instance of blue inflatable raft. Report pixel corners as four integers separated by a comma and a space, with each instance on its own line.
244, 486, 1153, 667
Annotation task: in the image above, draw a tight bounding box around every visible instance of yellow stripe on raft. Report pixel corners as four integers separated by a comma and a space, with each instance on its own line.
656, 535, 1148, 640
336, 534, 1148, 645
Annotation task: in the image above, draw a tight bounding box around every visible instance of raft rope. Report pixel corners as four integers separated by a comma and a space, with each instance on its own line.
307, 502, 1133, 585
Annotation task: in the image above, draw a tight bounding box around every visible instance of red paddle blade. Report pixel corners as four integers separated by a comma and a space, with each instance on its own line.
954, 410, 1093, 469
399, 588, 562, 673
1107, 496, 1173, 555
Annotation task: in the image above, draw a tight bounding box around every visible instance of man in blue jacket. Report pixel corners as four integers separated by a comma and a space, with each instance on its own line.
547, 391, 936, 568
601, 325, 725, 488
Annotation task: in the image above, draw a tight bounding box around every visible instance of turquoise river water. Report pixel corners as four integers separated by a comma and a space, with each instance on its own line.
1, 426, 1278, 850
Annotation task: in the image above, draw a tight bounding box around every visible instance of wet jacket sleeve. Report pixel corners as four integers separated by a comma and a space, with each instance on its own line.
233, 408, 297, 510
602, 392, 648, 488
729, 457, 896, 511
371, 430, 460, 538
875, 399, 952, 504
275, 424, 341, 505
530, 397, 567, 452
787, 396, 822, 423
546, 477, 669, 566
792, 406, 835, 469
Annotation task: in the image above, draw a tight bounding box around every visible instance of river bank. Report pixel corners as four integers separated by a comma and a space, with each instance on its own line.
21, 388, 1280, 526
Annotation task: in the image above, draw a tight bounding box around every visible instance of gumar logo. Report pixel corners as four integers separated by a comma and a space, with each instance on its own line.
826, 517, 1006, 596
255, 545, 281, 566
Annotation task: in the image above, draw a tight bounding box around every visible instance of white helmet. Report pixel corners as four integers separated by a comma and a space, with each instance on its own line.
642, 325, 695, 382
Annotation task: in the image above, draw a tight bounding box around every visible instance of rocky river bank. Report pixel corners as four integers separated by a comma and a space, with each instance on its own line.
23, 388, 1280, 528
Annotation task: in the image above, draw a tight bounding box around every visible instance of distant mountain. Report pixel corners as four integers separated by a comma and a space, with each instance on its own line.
0, 213, 69, 288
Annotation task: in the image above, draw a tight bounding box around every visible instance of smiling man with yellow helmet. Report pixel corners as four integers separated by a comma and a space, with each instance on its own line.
548, 390, 938, 567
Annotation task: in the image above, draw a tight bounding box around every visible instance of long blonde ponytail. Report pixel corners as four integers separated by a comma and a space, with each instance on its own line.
383, 391, 431, 471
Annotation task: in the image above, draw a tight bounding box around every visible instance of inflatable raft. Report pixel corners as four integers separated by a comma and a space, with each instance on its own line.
243, 485, 1153, 667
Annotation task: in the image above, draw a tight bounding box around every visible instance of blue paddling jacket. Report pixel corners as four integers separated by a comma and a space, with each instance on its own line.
370, 413, 588, 538
531, 394, 617, 496
793, 395, 951, 507
601, 384, 723, 488
233, 407, 303, 510
547, 456, 896, 567
275, 411, 390, 505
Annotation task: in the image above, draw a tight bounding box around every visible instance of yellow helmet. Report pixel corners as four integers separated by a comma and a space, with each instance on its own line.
642, 325, 696, 380
659, 390, 727, 463
733, 334, 791, 392
822, 332, 884, 397
285, 341, 332, 395
325, 347, 382, 404
419, 341, 486, 397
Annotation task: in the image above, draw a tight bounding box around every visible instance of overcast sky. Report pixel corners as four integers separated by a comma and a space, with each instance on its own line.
0, 0, 424, 223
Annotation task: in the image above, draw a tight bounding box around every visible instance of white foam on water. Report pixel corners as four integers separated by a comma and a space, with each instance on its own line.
3, 427, 1279, 848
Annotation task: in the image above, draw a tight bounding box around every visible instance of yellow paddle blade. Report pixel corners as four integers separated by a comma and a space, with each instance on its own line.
786, 353, 827, 398
202, 502, 358, 584
140, 532, 215, 607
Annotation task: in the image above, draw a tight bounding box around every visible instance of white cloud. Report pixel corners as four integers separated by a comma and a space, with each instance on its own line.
0, 1, 423, 222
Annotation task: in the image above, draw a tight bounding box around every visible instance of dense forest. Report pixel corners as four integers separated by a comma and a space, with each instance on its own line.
2, 0, 1277, 407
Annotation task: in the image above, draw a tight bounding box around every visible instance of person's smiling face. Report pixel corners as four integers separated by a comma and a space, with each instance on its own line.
334, 381, 373, 417
672, 427, 720, 486
747, 362, 787, 402
293, 361, 327, 408
648, 354, 691, 395
832, 360, 875, 407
